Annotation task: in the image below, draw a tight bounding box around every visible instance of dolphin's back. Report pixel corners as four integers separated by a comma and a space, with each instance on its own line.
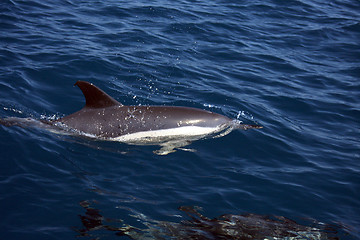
58, 105, 232, 138
54, 81, 233, 138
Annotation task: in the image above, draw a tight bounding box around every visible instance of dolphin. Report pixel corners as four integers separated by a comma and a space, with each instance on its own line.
1, 81, 262, 155
77, 203, 339, 240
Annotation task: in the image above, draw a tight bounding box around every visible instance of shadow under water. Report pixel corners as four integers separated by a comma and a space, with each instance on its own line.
74, 201, 346, 240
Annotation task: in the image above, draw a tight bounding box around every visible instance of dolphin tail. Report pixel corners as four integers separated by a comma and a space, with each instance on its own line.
0, 117, 55, 129
0, 117, 28, 127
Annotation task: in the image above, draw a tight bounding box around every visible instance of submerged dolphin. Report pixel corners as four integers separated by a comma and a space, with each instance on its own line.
1, 81, 262, 155
77, 203, 340, 240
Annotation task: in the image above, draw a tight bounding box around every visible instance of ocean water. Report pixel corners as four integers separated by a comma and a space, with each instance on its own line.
1, 0, 359, 239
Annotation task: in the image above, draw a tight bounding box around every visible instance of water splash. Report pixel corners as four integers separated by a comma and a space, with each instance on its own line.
2, 106, 24, 115
236, 110, 254, 121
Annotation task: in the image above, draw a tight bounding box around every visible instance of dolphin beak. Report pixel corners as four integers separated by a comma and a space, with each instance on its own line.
239, 124, 263, 130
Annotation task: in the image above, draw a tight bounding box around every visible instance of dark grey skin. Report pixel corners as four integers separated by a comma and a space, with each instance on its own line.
59, 105, 230, 138
55, 81, 261, 139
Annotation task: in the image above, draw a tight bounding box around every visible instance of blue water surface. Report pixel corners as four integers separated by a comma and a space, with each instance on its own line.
1, 0, 359, 239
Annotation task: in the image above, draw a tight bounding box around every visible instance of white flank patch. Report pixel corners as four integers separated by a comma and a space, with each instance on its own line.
112, 126, 219, 143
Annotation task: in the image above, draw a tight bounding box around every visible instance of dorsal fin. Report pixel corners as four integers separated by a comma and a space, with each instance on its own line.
74, 81, 122, 108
